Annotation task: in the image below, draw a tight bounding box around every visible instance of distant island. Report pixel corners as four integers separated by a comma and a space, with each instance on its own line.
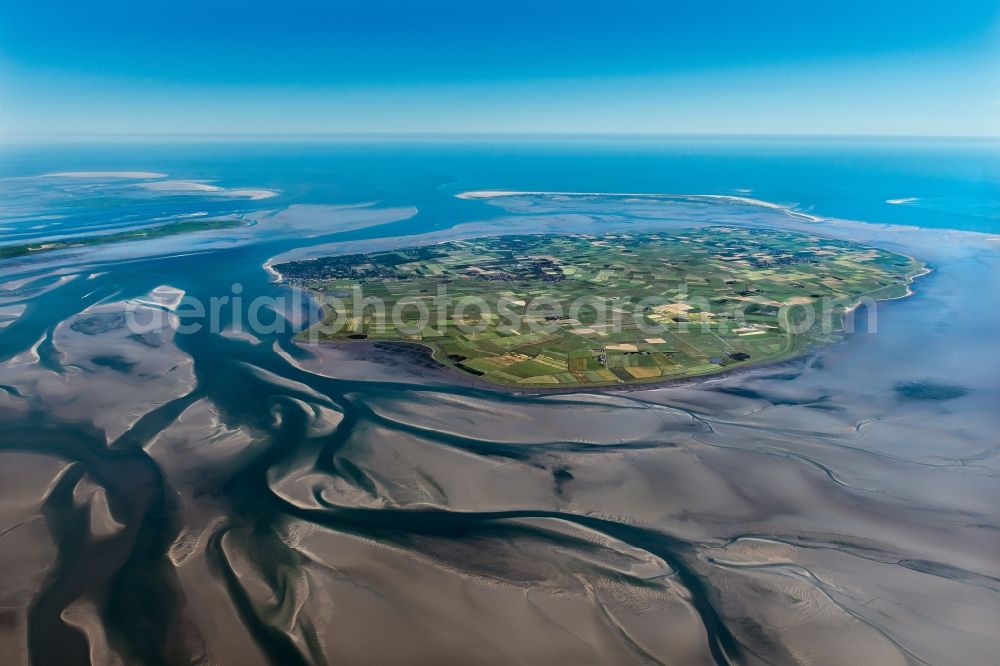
0, 216, 247, 259
274, 226, 925, 387
0, 171, 278, 261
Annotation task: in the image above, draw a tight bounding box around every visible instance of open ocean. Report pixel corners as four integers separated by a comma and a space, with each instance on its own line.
3, 136, 999, 234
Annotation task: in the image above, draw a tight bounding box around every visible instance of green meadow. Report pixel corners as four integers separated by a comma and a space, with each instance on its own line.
278, 227, 924, 387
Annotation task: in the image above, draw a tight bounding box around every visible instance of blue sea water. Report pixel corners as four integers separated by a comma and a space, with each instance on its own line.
3, 136, 998, 234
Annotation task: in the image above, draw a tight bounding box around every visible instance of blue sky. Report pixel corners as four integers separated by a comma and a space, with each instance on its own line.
2, 0, 998, 136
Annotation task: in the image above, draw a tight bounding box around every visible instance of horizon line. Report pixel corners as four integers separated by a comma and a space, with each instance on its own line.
2, 131, 998, 144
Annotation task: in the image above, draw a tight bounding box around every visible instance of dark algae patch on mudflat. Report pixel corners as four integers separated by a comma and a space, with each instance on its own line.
277, 226, 926, 387
895, 381, 969, 401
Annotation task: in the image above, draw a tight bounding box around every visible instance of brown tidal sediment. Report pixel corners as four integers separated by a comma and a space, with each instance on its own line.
0, 453, 71, 665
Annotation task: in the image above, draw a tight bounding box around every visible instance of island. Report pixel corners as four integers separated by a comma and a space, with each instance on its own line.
0, 217, 247, 259
273, 226, 925, 387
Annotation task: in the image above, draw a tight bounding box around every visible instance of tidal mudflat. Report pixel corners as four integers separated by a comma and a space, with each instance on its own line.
0, 174, 997, 664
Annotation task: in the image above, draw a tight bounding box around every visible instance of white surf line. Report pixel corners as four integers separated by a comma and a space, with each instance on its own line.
456, 190, 825, 222
262, 261, 283, 282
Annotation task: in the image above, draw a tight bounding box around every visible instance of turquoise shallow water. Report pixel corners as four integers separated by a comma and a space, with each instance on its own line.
3, 136, 999, 234
0, 138, 998, 665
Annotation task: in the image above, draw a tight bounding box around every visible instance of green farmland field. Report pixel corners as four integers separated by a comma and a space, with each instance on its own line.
275, 226, 925, 387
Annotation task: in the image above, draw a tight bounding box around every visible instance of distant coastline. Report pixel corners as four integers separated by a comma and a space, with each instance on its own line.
457, 189, 826, 222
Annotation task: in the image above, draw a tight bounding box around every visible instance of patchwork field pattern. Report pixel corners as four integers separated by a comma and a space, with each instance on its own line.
275, 227, 924, 386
